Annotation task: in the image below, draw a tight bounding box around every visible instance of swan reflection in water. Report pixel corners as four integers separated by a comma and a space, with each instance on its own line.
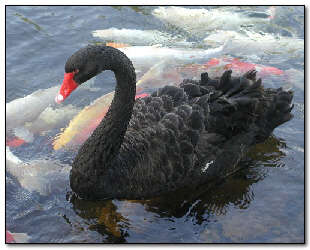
67, 135, 286, 243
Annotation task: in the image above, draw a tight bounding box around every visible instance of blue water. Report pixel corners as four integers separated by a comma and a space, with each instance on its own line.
6, 6, 304, 243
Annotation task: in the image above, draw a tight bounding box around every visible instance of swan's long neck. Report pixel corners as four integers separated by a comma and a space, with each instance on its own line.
100, 51, 137, 161
72, 48, 136, 175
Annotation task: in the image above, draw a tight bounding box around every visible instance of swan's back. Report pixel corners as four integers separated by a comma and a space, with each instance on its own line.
107, 70, 293, 199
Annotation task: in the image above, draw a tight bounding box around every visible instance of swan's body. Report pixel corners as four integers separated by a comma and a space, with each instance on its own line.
56, 45, 293, 200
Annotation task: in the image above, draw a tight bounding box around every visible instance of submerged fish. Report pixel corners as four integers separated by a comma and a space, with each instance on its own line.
6, 86, 79, 145
178, 58, 303, 92
98, 42, 226, 72
92, 28, 192, 47
6, 86, 59, 144
24, 105, 79, 135
152, 6, 273, 36
53, 91, 113, 150
176, 57, 285, 80
6, 146, 71, 196
117, 43, 226, 70
204, 30, 304, 57
214, 57, 284, 76
6, 86, 59, 129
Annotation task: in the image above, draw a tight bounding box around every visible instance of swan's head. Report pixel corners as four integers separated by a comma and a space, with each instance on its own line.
55, 45, 109, 104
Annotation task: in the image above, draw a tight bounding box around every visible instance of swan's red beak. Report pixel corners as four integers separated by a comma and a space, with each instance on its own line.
55, 72, 78, 103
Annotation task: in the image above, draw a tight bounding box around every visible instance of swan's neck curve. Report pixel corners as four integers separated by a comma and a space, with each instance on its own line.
99, 55, 137, 161
72, 47, 136, 178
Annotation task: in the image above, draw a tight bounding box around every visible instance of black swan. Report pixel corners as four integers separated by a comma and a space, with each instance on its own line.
55, 45, 293, 200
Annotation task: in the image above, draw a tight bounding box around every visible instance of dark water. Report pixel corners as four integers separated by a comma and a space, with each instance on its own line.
6, 6, 304, 243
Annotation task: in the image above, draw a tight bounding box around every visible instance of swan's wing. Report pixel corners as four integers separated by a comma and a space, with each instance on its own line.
194, 69, 293, 179
117, 70, 293, 197
118, 86, 204, 195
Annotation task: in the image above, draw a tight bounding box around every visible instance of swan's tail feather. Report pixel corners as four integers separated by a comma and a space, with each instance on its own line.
198, 70, 294, 142
255, 87, 294, 142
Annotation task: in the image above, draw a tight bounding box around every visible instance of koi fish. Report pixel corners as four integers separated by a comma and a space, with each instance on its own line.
6, 85, 58, 145
92, 28, 192, 47
105, 42, 130, 48
6, 137, 26, 148
103, 42, 228, 72
204, 30, 304, 57
6, 86, 59, 130
6, 146, 71, 196
6, 85, 80, 146
176, 57, 284, 78
152, 6, 273, 36
178, 58, 303, 91
215, 57, 284, 76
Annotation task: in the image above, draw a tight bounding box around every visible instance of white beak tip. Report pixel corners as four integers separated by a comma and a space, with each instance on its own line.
55, 94, 64, 104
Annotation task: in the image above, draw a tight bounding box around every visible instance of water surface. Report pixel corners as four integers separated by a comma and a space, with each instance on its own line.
6, 6, 304, 243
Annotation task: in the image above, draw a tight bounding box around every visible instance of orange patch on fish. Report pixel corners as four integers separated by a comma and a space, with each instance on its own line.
223, 58, 256, 72
204, 58, 220, 67
72, 107, 109, 146
6, 231, 15, 243
259, 66, 284, 75
221, 58, 284, 76
106, 42, 130, 48
6, 137, 26, 147
135, 93, 150, 99
53, 91, 115, 150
